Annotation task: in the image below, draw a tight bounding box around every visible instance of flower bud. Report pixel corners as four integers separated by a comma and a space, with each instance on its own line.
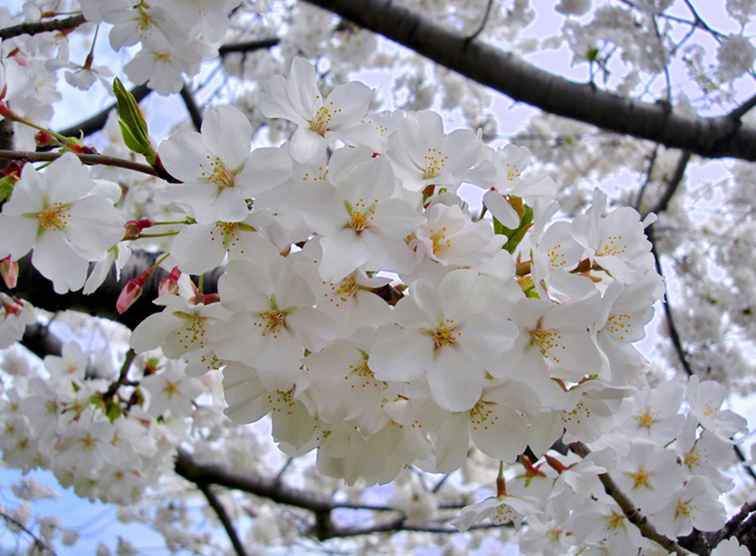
158, 266, 180, 297
35, 130, 57, 147
0, 256, 18, 289
116, 268, 152, 314
122, 218, 153, 240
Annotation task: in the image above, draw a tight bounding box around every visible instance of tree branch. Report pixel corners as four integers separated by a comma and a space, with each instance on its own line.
2, 251, 223, 330
302, 0, 756, 161
0, 149, 166, 181
57, 85, 152, 139
0, 14, 86, 40
179, 85, 203, 132
197, 483, 248, 556
218, 38, 280, 57
570, 442, 690, 556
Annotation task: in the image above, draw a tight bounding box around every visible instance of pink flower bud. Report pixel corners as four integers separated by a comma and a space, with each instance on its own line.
0, 256, 18, 289
158, 266, 181, 297
123, 218, 153, 240
116, 269, 152, 314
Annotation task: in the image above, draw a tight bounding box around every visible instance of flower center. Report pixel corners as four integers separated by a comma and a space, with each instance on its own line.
430, 227, 451, 257
162, 381, 179, 398
153, 51, 172, 63
637, 410, 654, 429
257, 310, 288, 337
36, 202, 70, 232
469, 399, 498, 430
547, 243, 567, 268
335, 274, 359, 299
595, 234, 625, 257
528, 326, 563, 362
674, 499, 691, 519
607, 511, 626, 530
505, 164, 521, 182
309, 104, 337, 136
173, 311, 208, 350
205, 157, 236, 190
625, 467, 652, 490
422, 147, 447, 180
427, 319, 461, 351
683, 449, 700, 469
344, 200, 375, 234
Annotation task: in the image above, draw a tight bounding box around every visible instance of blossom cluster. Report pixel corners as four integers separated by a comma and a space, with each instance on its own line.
0, 340, 209, 504
0, 6, 753, 551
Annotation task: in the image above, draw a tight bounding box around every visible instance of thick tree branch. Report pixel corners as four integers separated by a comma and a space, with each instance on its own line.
303, 0, 756, 161
570, 442, 690, 556
0, 14, 86, 40
197, 483, 248, 556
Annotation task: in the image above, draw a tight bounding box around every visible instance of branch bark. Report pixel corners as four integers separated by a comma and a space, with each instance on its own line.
0, 14, 86, 40
57, 85, 152, 139
0, 149, 164, 180
197, 483, 248, 556
302, 0, 756, 161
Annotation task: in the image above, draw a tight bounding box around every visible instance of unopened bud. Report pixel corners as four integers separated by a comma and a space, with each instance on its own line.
158, 266, 180, 297
544, 454, 569, 474
2, 160, 23, 180
0, 256, 19, 289
68, 143, 97, 155
116, 268, 152, 314
35, 130, 56, 147
123, 218, 153, 240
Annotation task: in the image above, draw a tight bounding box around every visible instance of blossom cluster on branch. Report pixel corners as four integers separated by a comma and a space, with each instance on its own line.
0, 1, 754, 555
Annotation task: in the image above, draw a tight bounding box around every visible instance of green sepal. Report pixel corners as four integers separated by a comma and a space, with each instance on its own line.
0, 175, 15, 203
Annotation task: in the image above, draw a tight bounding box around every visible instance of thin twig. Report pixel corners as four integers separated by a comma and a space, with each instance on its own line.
0, 150, 175, 182
103, 349, 137, 400
0, 510, 56, 555
466, 0, 494, 42
197, 483, 248, 556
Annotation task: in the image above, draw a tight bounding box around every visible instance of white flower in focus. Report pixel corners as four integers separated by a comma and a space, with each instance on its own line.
573, 189, 655, 284
211, 240, 329, 389
0, 153, 125, 294
158, 105, 292, 223
303, 148, 421, 280
371, 271, 518, 412
130, 296, 232, 377
387, 110, 485, 192
259, 57, 374, 163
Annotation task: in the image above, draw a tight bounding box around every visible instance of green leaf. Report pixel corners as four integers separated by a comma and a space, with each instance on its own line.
105, 400, 123, 422
503, 204, 533, 254
113, 77, 156, 164
0, 176, 15, 203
